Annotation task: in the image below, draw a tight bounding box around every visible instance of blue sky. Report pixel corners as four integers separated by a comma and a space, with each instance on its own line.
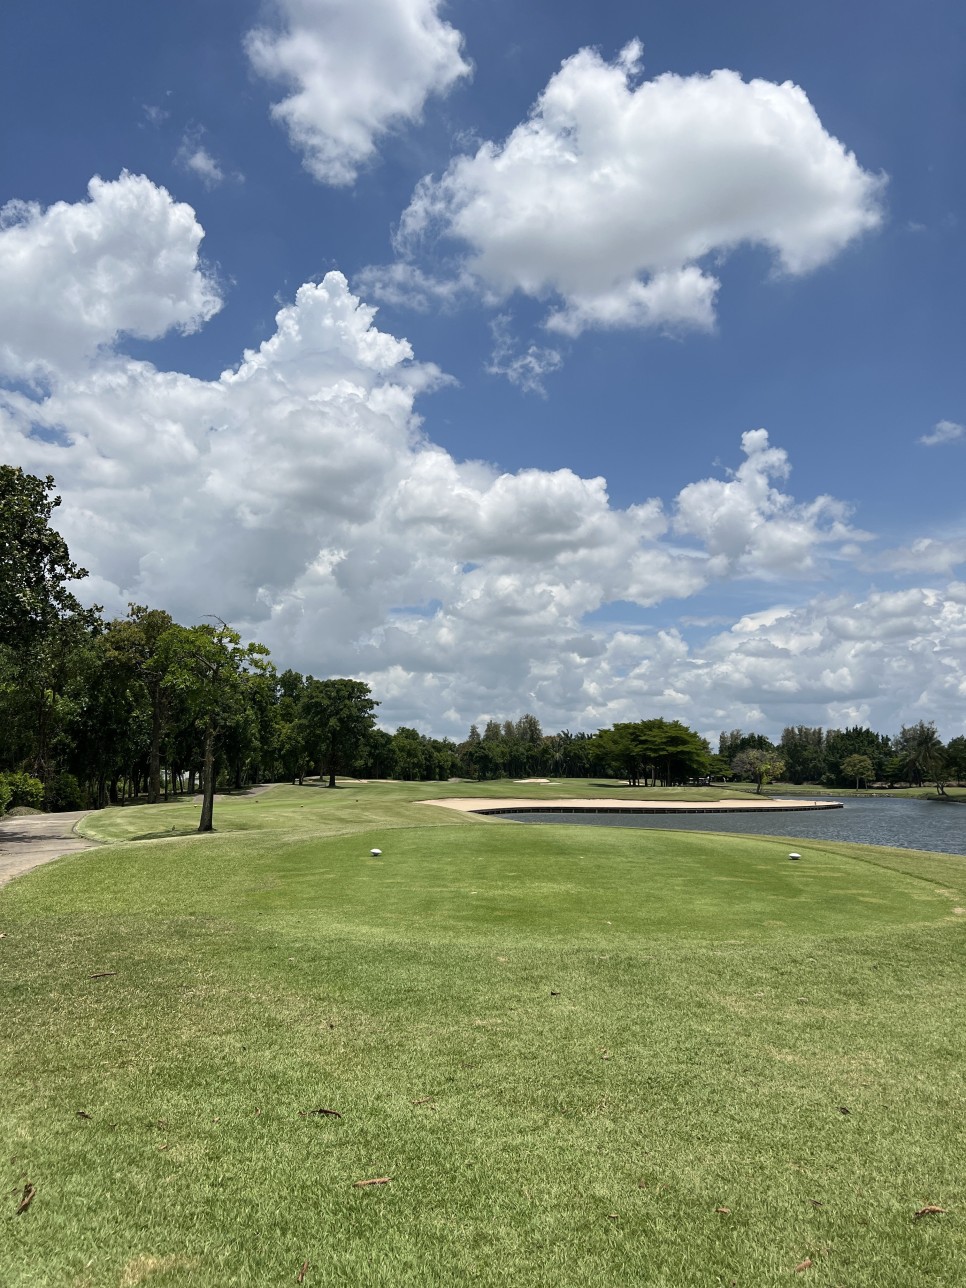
1, 0, 964, 742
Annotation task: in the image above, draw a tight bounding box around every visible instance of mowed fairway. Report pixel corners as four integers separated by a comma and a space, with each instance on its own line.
2, 783, 964, 1286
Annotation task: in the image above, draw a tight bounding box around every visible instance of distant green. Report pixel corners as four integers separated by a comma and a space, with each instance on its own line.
2, 781, 963, 1287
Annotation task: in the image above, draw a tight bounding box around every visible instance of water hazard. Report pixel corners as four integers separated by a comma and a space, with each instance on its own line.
502, 795, 966, 855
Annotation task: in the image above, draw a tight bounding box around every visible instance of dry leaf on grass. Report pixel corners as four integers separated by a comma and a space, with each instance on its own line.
715, 1206, 731, 1214
89, 971, 117, 979
412, 1096, 435, 1106
16, 1183, 36, 1215
302, 1108, 342, 1118
296, 1260, 309, 1282
837, 1106, 850, 1114
76, 1110, 92, 1120
353, 1177, 390, 1188
794, 1258, 813, 1272
913, 1206, 946, 1219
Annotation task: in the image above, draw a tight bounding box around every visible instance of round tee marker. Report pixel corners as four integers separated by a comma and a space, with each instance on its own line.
788, 852, 801, 861
370, 848, 382, 856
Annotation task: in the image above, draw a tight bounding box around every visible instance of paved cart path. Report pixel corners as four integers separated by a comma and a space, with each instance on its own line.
0, 811, 95, 888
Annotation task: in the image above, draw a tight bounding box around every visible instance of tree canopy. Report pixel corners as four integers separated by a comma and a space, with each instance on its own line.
0, 466, 88, 651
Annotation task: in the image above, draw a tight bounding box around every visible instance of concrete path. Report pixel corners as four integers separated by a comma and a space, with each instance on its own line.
0, 811, 95, 889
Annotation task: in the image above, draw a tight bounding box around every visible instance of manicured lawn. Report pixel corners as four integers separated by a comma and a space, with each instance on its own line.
2, 781, 963, 1286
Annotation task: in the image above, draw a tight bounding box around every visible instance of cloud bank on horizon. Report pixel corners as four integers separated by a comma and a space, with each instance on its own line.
1, 0, 964, 743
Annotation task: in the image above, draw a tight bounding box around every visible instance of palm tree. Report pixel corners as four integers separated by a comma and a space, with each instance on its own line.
900, 721, 946, 793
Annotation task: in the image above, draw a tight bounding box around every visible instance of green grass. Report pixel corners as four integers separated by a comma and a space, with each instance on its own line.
758, 782, 966, 801
2, 781, 964, 1286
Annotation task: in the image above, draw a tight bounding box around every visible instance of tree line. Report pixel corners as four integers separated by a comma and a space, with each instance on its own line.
719, 723, 965, 795
2, 466, 962, 827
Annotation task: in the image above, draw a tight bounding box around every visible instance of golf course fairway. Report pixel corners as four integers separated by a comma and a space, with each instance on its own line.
2, 781, 963, 1286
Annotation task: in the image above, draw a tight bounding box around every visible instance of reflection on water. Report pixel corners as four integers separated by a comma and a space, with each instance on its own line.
504, 795, 966, 855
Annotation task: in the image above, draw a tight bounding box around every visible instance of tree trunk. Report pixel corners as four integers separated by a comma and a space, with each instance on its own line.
148, 689, 162, 804
327, 767, 336, 788
198, 726, 217, 832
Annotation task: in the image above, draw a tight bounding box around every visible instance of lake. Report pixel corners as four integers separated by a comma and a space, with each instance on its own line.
502, 795, 966, 855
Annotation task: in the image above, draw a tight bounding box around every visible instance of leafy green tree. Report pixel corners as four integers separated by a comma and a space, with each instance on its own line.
300, 678, 378, 788
825, 727, 891, 786
597, 719, 709, 787
897, 721, 946, 792
719, 729, 775, 762
779, 726, 826, 784
841, 753, 874, 790
275, 670, 310, 783
67, 628, 145, 806
158, 621, 272, 831
5, 606, 102, 794
104, 605, 175, 803
731, 748, 785, 794
945, 735, 966, 785
0, 466, 88, 651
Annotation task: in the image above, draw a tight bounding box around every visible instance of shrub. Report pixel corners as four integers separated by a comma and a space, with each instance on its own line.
44, 771, 86, 812
0, 771, 45, 811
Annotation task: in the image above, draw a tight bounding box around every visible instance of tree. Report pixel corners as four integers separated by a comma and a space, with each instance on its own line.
731, 748, 785, 794
825, 727, 891, 786
719, 729, 774, 762
779, 726, 826, 784
897, 721, 946, 793
104, 605, 175, 803
841, 753, 874, 791
300, 678, 378, 788
0, 467, 88, 651
945, 735, 966, 785
158, 621, 272, 832
597, 718, 709, 787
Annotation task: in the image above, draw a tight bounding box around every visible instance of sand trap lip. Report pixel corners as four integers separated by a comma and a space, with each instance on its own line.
420, 796, 844, 815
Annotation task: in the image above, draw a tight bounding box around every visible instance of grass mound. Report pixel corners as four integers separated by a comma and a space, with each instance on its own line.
2, 782, 964, 1286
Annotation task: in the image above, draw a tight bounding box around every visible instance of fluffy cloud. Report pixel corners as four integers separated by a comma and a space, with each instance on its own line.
4, 175, 963, 742
0, 173, 221, 379
246, 0, 471, 186
919, 419, 964, 446
673, 428, 864, 578
396, 41, 883, 335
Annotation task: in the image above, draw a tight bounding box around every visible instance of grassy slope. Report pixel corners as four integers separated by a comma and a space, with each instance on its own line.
2, 781, 964, 1287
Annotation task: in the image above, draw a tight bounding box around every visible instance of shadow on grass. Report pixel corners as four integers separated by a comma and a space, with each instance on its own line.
120, 826, 205, 842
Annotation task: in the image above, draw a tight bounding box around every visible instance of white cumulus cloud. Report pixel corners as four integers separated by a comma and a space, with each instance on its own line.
0, 173, 221, 380
246, 0, 471, 186
5, 175, 963, 741
396, 40, 884, 335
